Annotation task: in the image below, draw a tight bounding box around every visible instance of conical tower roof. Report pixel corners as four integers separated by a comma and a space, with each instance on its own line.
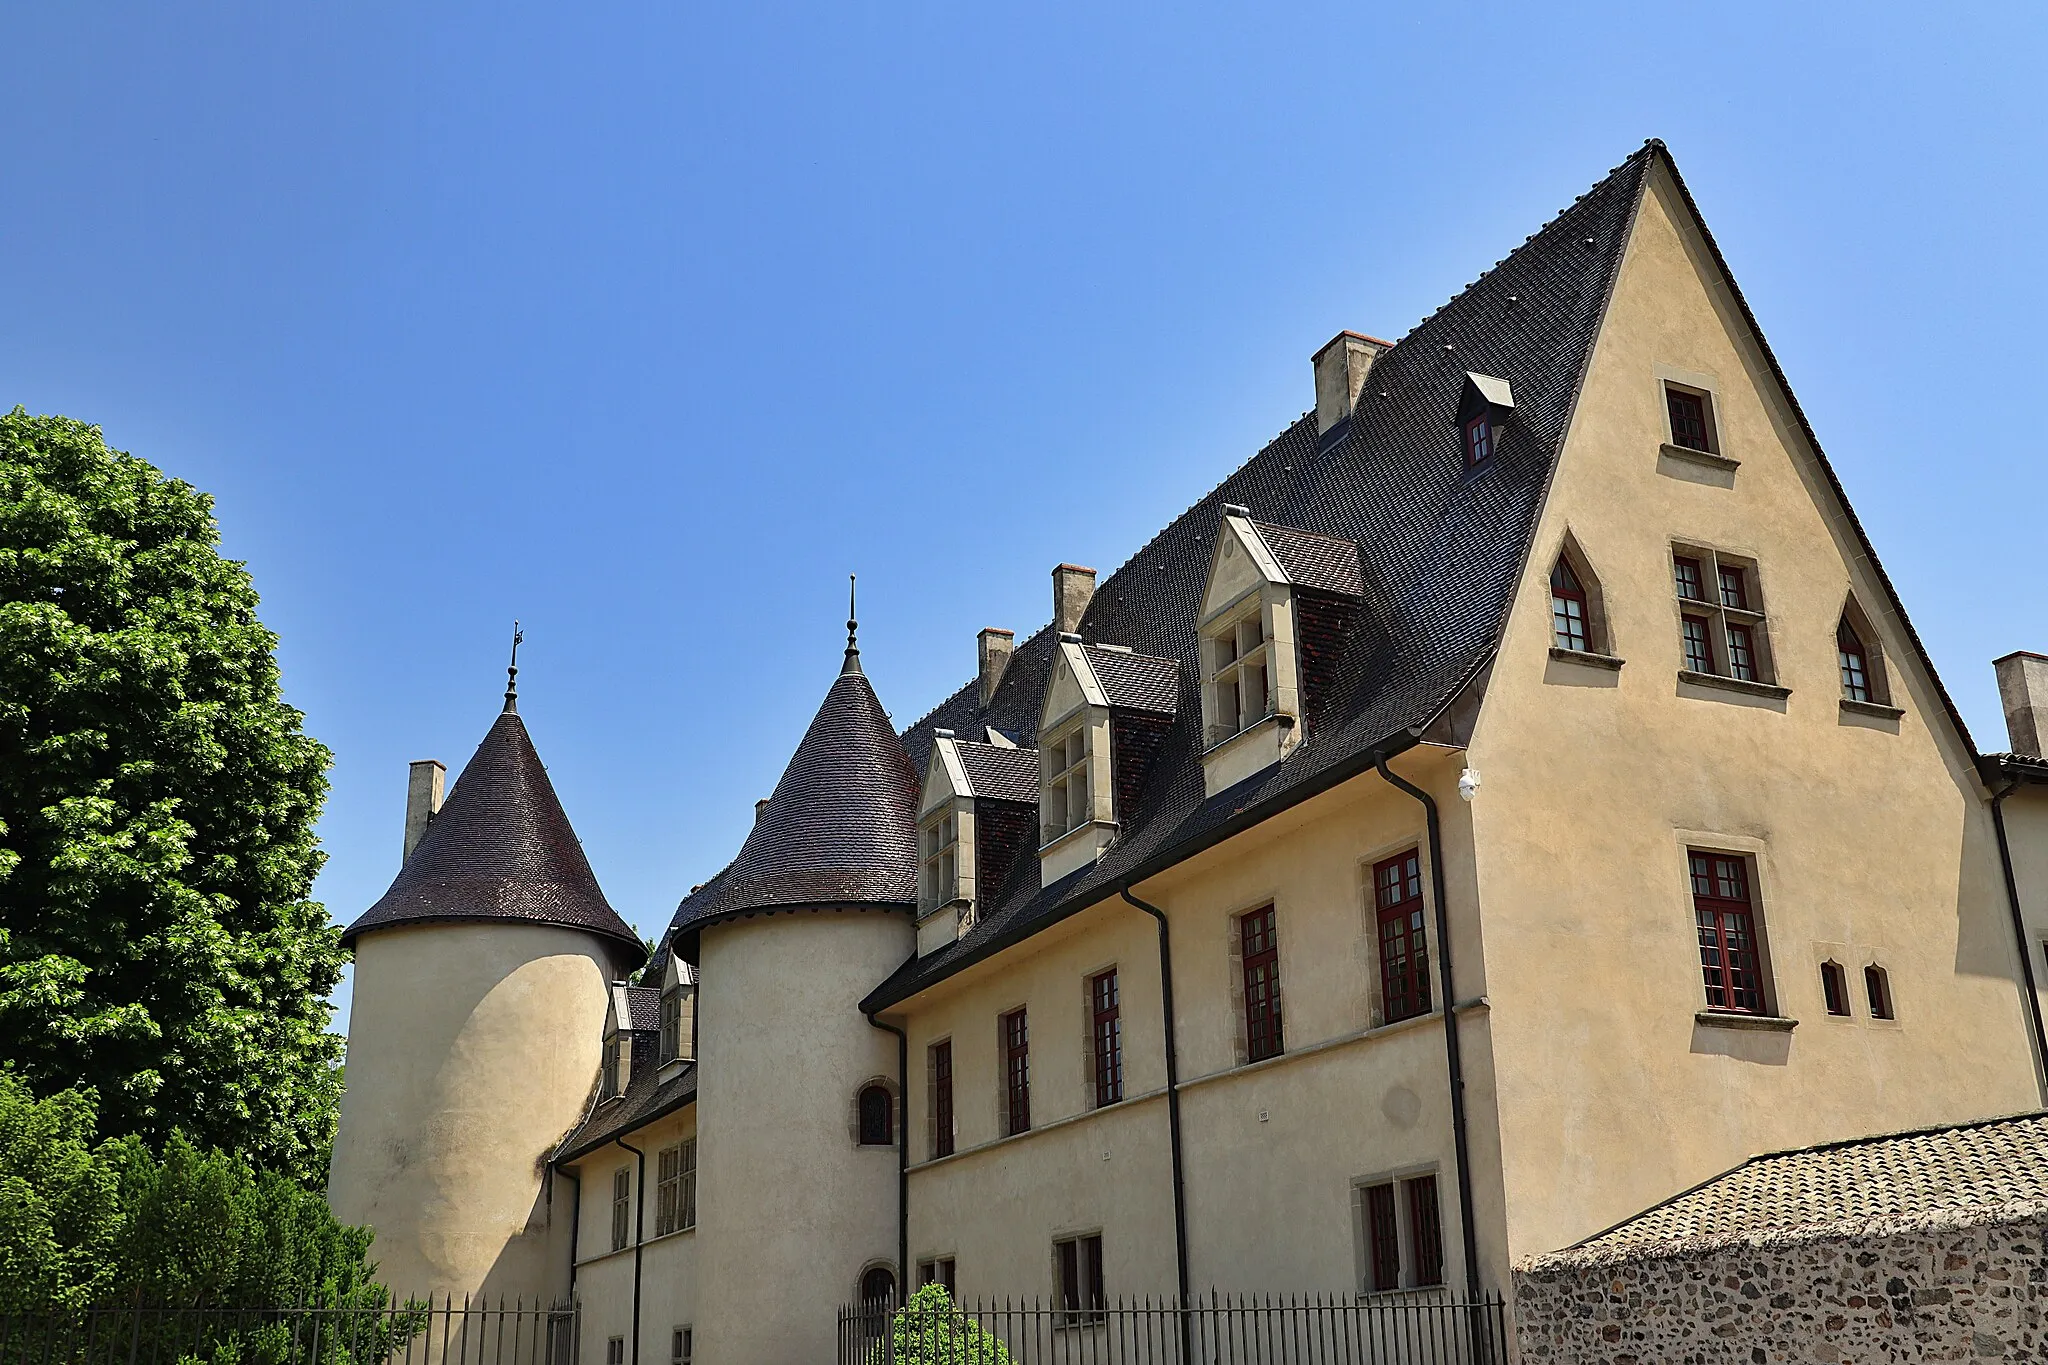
343, 705, 644, 966
668, 644, 920, 949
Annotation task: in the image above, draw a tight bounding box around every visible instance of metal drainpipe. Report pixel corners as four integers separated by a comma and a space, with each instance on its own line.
866, 1012, 911, 1301
1117, 888, 1192, 1364
615, 1136, 648, 1365
559, 1168, 582, 1305
1991, 779, 2048, 1104
1374, 752, 1484, 1303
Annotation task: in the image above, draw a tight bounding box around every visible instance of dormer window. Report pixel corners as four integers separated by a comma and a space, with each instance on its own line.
920, 812, 959, 910
1463, 413, 1493, 469
1207, 608, 1272, 746
1456, 372, 1514, 473
1044, 726, 1090, 843
659, 991, 683, 1063
1196, 509, 1360, 797
600, 1031, 623, 1101
653, 950, 696, 1066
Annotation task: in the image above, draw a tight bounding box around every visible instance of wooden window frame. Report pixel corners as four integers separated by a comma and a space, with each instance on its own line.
658, 990, 683, 1064
1090, 968, 1123, 1108
1374, 851, 1432, 1025
1681, 615, 1715, 674
1821, 961, 1850, 1017
1408, 1175, 1445, 1288
917, 1257, 957, 1295
599, 1033, 622, 1101
1364, 1183, 1400, 1291
857, 1082, 895, 1147
1838, 617, 1877, 703
1550, 556, 1590, 653
920, 810, 960, 913
930, 1039, 955, 1159
671, 1327, 691, 1365
1239, 906, 1284, 1063
1865, 964, 1894, 1020
655, 1142, 682, 1236
1206, 602, 1273, 749
1357, 1172, 1446, 1293
1463, 413, 1493, 469
609, 1165, 632, 1253
1001, 1008, 1031, 1136
1054, 1233, 1106, 1327
1665, 383, 1717, 454
1691, 851, 1767, 1015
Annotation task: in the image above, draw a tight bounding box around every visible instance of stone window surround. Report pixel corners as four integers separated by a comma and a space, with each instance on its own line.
1202, 590, 1276, 750
1673, 830, 1786, 1023
1671, 538, 1780, 690
1353, 836, 1437, 1032
1077, 960, 1121, 1112
1545, 529, 1619, 663
850, 1075, 899, 1149
1809, 939, 1905, 1028
1656, 362, 1725, 454
1350, 1162, 1448, 1295
1223, 898, 1287, 1067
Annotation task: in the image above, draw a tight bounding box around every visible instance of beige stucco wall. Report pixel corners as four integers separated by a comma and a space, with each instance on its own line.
1469, 161, 2043, 1267
559, 1105, 698, 1365
892, 754, 1502, 1299
2001, 786, 2048, 1032
692, 909, 912, 1365
329, 922, 615, 1303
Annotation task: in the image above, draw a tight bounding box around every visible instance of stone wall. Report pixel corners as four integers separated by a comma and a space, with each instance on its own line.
1513, 1215, 2048, 1362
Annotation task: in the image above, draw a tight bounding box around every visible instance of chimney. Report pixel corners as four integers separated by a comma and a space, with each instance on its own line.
1312, 331, 1391, 436
1996, 651, 2048, 756
755, 798, 771, 821
1053, 564, 1097, 636
978, 628, 1015, 708
402, 759, 445, 864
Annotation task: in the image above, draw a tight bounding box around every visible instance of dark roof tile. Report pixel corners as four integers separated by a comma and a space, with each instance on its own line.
1083, 646, 1179, 715
1253, 521, 1364, 597
954, 741, 1040, 805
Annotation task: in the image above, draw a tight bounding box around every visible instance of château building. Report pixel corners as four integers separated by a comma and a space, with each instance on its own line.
327, 140, 2048, 1365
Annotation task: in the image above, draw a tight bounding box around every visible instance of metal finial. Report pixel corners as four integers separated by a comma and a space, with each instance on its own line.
504, 621, 523, 713
842, 575, 862, 675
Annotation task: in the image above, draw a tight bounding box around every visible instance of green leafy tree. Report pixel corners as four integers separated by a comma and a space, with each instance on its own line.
0, 411, 343, 1184
882, 1285, 1016, 1365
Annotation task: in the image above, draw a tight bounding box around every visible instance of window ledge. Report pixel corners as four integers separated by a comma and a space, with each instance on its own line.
1678, 670, 1791, 701
1660, 442, 1741, 473
1202, 709, 1291, 758
1548, 647, 1624, 671
1695, 1009, 1798, 1033
916, 896, 970, 923
1841, 698, 1905, 720
1038, 819, 1116, 857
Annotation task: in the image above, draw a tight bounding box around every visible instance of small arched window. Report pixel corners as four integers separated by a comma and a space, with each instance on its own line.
1550, 558, 1589, 653
1820, 961, 1849, 1017
859, 1265, 897, 1308
1865, 965, 1894, 1020
857, 1083, 894, 1146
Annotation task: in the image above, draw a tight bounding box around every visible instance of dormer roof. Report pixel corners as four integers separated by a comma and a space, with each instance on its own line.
342, 707, 643, 967
668, 658, 920, 951
1249, 521, 1364, 598
1081, 644, 1179, 714
955, 741, 1041, 804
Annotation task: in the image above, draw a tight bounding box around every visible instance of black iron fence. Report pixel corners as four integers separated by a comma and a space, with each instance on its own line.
836, 1292, 1509, 1365
0, 1297, 577, 1365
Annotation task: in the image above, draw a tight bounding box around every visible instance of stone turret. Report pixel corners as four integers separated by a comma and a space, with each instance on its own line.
329, 695, 643, 1304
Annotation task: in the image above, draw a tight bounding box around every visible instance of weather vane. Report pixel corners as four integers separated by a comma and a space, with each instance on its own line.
505, 620, 524, 713
843, 575, 862, 674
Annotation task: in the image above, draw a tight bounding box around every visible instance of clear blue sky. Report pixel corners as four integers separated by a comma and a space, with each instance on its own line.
4, 4, 2042, 1035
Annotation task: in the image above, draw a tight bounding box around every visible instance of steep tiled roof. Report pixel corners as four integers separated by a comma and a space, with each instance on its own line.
865, 143, 1661, 1009
1252, 521, 1363, 597
553, 1035, 696, 1165
624, 985, 661, 1033
1084, 646, 1179, 715
343, 706, 643, 965
1530, 1112, 2048, 1270
955, 741, 1040, 805
668, 657, 920, 946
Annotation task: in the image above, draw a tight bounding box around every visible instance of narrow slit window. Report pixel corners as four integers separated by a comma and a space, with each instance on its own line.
1692, 852, 1766, 1014
1375, 851, 1431, 1024
1821, 961, 1850, 1017
655, 1142, 682, 1236
921, 813, 959, 911
1839, 620, 1872, 702
1550, 558, 1589, 653
678, 1138, 696, 1231
930, 1040, 954, 1159
658, 989, 683, 1064
1865, 965, 1894, 1020
1090, 969, 1123, 1107
1240, 906, 1284, 1063
610, 1166, 632, 1252
1002, 1008, 1031, 1136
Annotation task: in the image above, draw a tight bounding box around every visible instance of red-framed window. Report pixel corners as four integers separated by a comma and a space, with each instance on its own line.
1463, 414, 1493, 468
1691, 851, 1765, 1014
1839, 620, 1872, 702
1240, 906, 1284, 1063
1673, 555, 1706, 602
1725, 622, 1758, 681
1001, 1008, 1031, 1136
1374, 851, 1431, 1024
1090, 968, 1123, 1107
1681, 616, 1714, 674
1821, 961, 1849, 1017
1865, 964, 1894, 1020
1717, 564, 1749, 610
1667, 387, 1712, 452
1408, 1175, 1445, 1288
1365, 1183, 1400, 1291
931, 1040, 954, 1158
1550, 558, 1589, 652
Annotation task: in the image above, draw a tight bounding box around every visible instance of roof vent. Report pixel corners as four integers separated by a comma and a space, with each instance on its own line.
1312, 332, 1391, 436
1053, 564, 1097, 635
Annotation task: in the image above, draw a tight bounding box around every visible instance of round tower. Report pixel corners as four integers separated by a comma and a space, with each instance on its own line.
676, 623, 919, 1365
329, 686, 643, 1305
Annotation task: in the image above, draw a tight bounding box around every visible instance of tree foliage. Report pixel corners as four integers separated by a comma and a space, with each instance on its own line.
883, 1285, 1016, 1365
0, 411, 343, 1183
0, 1072, 388, 1312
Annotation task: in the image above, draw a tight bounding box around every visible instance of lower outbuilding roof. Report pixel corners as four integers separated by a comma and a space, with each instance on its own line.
1531, 1111, 2048, 1271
